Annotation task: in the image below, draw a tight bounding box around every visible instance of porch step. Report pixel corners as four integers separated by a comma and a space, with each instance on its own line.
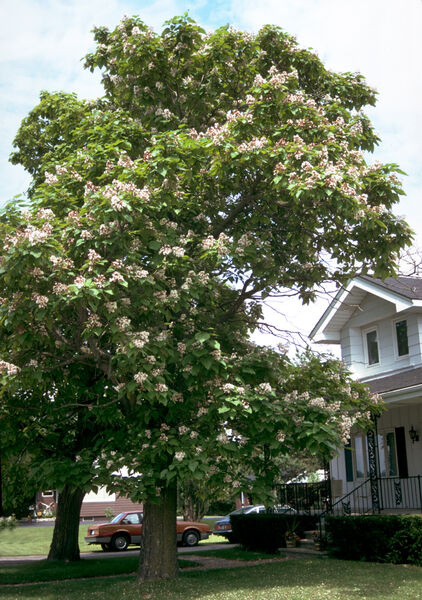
279, 546, 329, 559
279, 529, 328, 558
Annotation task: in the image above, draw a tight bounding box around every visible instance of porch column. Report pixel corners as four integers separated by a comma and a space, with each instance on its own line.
367, 417, 380, 514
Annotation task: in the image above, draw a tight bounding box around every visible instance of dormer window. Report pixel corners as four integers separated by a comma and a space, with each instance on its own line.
365, 329, 379, 365
395, 319, 409, 357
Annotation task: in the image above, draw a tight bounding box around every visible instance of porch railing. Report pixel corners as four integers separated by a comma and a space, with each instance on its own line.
276, 481, 331, 515
276, 476, 422, 517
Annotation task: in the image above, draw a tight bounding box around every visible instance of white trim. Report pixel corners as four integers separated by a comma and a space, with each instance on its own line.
311, 277, 415, 344
381, 383, 422, 405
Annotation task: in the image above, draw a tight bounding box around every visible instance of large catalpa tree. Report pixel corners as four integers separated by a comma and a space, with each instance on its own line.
1, 15, 412, 579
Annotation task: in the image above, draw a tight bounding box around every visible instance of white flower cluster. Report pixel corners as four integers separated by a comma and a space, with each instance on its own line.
44, 171, 58, 185
204, 123, 229, 144
31, 293, 48, 308
268, 66, 293, 86
226, 109, 253, 123
84, 182, 100, 196
109, 271, 125, 283
274, 162, 286, 175
131, 330, 150, 348
155, 383, 168, 392
221, 383, 236, 393
117, 152, 136, 168
159, 245, 185, 257
0, 360, 20, 375
30, 267, 44, 281
238, 137, 268, 153
87, 249, 102, 264
308, 397, 326, 409
52, 282, 69, 295
74, 275, 86, 288
17, 223, 53, 247
116, 317, 131, 331
276, 431, 286, 443
256, 382, 273, 394
36, 208, 55, 221
134, 372, 148, 384
86, 313, 101, 328
202, 235, 215, 250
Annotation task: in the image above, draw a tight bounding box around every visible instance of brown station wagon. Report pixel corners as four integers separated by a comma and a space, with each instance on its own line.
85, 511, 211, 551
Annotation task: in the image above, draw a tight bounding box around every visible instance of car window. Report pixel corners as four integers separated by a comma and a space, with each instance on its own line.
122, 513, 140, 525
111, 513, 125, 524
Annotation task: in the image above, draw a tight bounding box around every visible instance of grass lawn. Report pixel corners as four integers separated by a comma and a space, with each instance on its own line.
0, 556, 200, 585
0, 522, 225, 556
0, 559, 421, 599
183, 547, 279, 561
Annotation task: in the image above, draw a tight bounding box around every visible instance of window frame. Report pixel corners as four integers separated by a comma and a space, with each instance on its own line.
363, 327, 380, 367
353, 435, 369, 480
393, 318, 409, 359
377, 430, 399, 477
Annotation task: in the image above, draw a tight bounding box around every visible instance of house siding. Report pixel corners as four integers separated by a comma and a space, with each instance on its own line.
330, 403, 422, 496
344, 298, 422, 379
80, 494, 143, 520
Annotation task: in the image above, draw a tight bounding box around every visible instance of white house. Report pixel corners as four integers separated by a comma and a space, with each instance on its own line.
311, 275, 422, 514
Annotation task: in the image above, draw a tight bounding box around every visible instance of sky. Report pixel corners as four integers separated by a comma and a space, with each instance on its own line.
1, 0, 421, 351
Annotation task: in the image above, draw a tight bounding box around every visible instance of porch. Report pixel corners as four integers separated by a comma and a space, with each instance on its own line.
276, 476, 422, 516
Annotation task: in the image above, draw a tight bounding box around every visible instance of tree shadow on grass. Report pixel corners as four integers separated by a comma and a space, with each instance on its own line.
2, 559, 422, 600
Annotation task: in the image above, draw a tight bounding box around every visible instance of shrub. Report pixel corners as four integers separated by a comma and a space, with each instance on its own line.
326, 515, 422, 565
0, 515, 17, 531
231, 513, 318, 553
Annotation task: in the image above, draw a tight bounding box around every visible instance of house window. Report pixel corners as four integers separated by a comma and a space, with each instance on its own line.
344, 443, 354, 482
366, 330, 379, 365
386, 432, 398, 476
354, 436, 366, 479
378, 431, 398, 477
42, 490, 54, 497
395, 320, 409, 357
352, 435, 370, 479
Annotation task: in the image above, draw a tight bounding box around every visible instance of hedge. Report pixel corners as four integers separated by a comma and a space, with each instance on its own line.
231, 513, 318, 553
326, 515, 422, 565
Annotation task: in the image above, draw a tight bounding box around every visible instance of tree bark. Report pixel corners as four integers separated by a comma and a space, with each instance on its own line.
137, 481, 178, 581
47, 484, 85, 561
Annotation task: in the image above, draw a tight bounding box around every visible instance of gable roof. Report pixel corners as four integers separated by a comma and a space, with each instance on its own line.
360, 275, 422, 300
364, 366, 422, 394
310, 275, 422, 344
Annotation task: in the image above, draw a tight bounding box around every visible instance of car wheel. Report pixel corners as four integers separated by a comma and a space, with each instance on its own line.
183, 529, 200, 547
101, 543, 112, 552
226, 534, 235, 544
111, 533, 130, 551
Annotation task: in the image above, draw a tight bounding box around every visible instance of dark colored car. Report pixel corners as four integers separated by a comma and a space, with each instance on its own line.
213, 504, 297, 542
85, 511, 211, 551
213, 505, 266, 542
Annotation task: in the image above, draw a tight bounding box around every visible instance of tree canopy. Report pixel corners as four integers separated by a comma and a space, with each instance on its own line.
1, 14, 412, 578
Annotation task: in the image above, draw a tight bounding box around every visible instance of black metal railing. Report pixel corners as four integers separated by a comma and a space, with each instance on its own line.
378, 475, 422, 512
329, 478, 372, 516
277, 476, 422, 518
276, 481, 331, 515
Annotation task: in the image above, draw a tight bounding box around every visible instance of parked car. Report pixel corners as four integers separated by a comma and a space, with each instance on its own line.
213, 504, 296, 542
85, 511, 211, 551
213, 505, 266, 542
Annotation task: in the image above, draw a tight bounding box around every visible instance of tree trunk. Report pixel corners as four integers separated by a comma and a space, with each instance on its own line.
47, 484, 85, 561
137, 481, 178, 581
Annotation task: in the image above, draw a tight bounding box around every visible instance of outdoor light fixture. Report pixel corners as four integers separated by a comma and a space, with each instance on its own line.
409, 425, 419, 443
